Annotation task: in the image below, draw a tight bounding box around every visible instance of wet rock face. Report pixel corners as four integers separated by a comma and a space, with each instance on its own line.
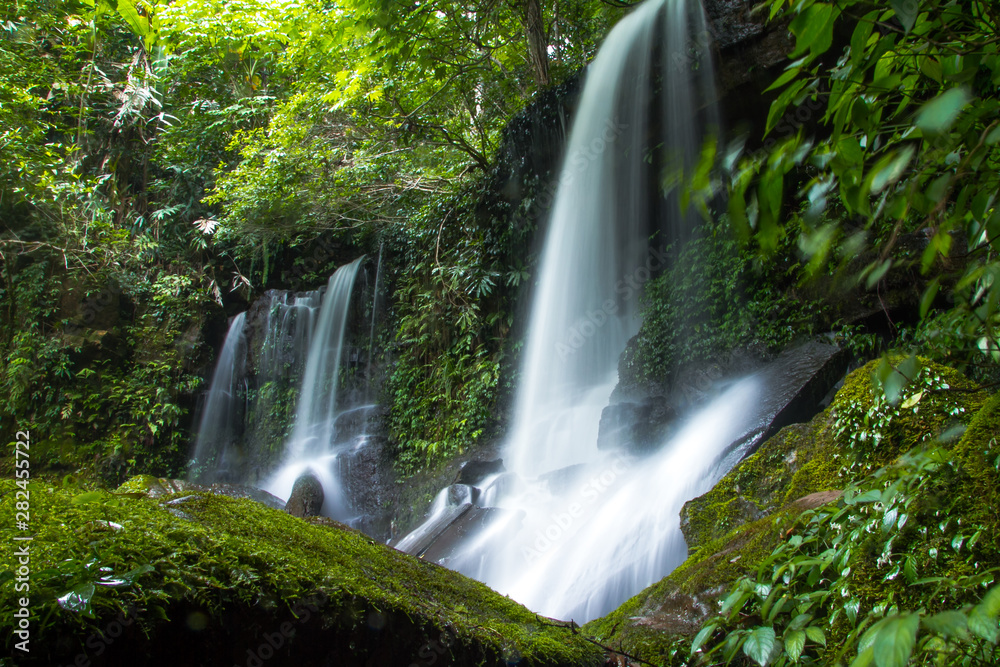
704, 0, 768, 49
456, 459, 505, 486
604, 339, 847, 456
597, 400, 677, 453
286, 473, 325, 518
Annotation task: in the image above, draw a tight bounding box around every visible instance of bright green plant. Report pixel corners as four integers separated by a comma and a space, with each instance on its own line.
692, 437, 1000, 666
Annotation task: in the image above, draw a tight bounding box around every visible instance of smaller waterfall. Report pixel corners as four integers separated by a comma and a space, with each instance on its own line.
190, 312, 247, 482
264, 257, 365, 519
366, 243, 383, 392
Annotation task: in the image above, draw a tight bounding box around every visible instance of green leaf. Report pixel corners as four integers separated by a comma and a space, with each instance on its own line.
722, 588, 752, 618
785, 629, 806, 662
920, 278, 941, 318
767, 80, 808, 135
968, 605, 1000, 642
690, 623, 717, 656
790, 3, 838, 59
766, 64, 803, 93
869, 146, 915, 194
915, 87, 971, 135
920, 57, 943, 83
71, 491, 106, 505
850, 13, 877, 67
57, 582, 97, 615
922, 610, 969, 639
116, 0, 150, 37
980, 584, 1000, 617
873, 613, 919, 667
743, 626, 776, 666
850, 489, 883, 505
851, 646, 875, 667
890, 0, 919, 34
805, 626, 827, 647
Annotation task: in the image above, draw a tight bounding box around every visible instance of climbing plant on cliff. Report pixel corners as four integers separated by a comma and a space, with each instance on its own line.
712, 0, 1000, 371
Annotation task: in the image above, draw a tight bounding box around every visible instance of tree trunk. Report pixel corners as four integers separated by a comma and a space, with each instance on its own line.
524, 0, 549, 87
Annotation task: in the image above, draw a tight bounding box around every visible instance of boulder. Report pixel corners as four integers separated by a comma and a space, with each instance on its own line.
285, 472, 325, 518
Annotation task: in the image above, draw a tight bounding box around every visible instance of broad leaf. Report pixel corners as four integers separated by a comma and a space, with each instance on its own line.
873, 613, 919, 667
889, 0, 918, 34
784, 628, 806, 662
805, 626, 827, 647
922, 610, 969, 639
915, 87, 971, 134
743, 626, 776, 666
690, 623, 717, 656
969, 605, 1000, 643
57, 582, 97, 615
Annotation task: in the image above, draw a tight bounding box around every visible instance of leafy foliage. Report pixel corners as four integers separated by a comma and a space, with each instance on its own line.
709, 0, 1000, 371
696, 437, 1000, 667
623, 215, 825, 386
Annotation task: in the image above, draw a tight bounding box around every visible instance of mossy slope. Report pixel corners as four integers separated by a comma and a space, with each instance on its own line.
0, 481, 602, 666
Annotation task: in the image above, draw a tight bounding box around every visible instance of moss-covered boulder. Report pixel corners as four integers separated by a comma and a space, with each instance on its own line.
679, 419, 841, 551
117, 474, 287, 509
681, 356, 984, 552
0, 479, 602, 666
829, 356, 985, 468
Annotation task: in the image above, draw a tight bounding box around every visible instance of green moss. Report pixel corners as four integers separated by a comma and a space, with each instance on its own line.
0, 479, 602, 666
830, 356, 985, 469
681, 416, 841, 551
115, 474, 162, 494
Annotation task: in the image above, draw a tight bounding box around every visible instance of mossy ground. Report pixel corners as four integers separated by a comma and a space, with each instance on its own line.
0, 479, 602, 666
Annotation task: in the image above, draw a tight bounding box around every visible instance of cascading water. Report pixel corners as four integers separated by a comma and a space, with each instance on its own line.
263, 257, 365, 519
397, 0, 729, 622
190, 256, 379, 526
190, 312, 248, 482
505, 0, 717, 476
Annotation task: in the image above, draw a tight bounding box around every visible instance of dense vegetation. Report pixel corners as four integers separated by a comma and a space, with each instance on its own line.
0, 0, 627, 474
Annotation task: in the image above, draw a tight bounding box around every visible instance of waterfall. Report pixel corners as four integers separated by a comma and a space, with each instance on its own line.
263, 257, 365, 519
507, 0, 717, 477
397, 0, 725, 622
190, 257, 371, 524
366, 243, 383, 394
190, 312, 248, 482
